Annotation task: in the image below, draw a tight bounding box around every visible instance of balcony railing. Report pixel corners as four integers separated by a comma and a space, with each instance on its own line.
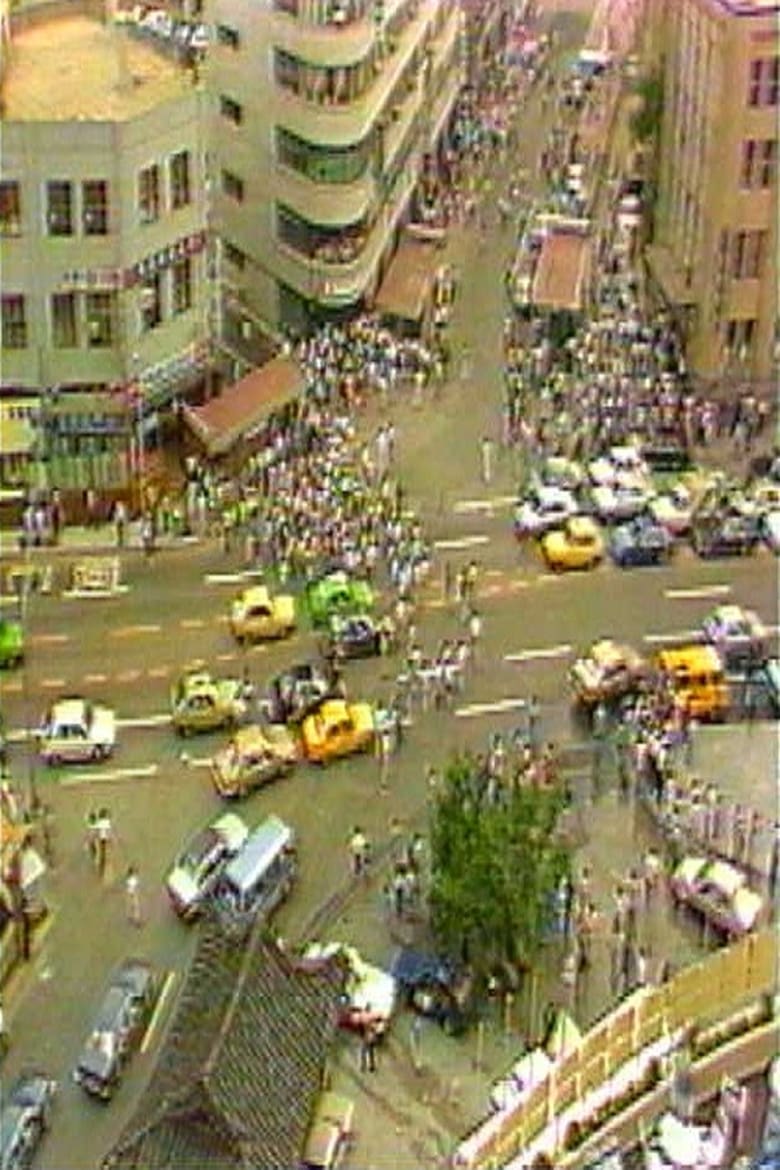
273, 0, 368, 27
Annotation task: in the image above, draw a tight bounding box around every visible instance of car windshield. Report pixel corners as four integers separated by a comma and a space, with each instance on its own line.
181, 828, 221, 870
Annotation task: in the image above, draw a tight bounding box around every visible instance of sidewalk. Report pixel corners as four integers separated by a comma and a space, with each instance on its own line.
0, 522, 201, 559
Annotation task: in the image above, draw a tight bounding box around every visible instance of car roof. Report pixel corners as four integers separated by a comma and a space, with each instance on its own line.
315, 699, 350, 721
52, 697, 89, 720
658, 645, 723, 671
702, 860, 745, 896
589, 639, 631, 665
178, 671, 216, 694
709, 604, 746, 626
240, 585, 271, 606
568, 515, 599, 536
233, 725, 270, 753
222, 815, 294, 889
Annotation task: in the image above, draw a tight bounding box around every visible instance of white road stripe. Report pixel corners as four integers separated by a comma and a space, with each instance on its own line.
60, 764, 159, 788
0, 681, 22, 694
31, 633, 70, 646
116, 714, 172, 729
182, 756, 213, 769
215, 653, 237, 663
84, 673, 109, 684
117, 670, 142, 683
148, 666, 170, 678
433, 535, 491, 551
504, 643, 573, 662
665, 585, 731, 600
453, 495, 517, 514
643, 629, 700, 645
455, 697, 528, 719
110, 624, 162, 638
180, 618, 205, 629
41, 678, 66, 689
141, 970, 176, 1054
205, 572, 244, 585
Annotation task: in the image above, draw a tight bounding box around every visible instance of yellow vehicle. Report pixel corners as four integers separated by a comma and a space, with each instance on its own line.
655, 645, 729, 721
540, 515, 604, 572
301, 698, 374, 765
230, 584, 296, 643
171, 670, 247, 736
211, 724, 298, 798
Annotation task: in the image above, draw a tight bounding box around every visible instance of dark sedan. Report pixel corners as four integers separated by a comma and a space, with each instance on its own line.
609, 516, 673, 567
73, 959, 157, 1100
265, 662, 339, 725
0, 1072, 57, 1170
691, 513, 760, 558
321, 614, 381, 661
390, 948, 475, 1035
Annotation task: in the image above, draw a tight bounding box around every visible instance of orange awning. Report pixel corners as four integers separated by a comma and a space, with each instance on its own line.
374, 241, 438, 323
183, 355, 302, 457
531, 231, 592, 313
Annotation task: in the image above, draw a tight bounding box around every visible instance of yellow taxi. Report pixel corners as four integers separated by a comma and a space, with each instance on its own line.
655, 645, 729, 721
211, 724, 299, 798
171, 669, 247, 736
301, 699, 375, 765
230, 584, 296, 643
540, 515, 604, 572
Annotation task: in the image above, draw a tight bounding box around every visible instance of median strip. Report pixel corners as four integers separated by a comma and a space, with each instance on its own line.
60, 764, 159, 787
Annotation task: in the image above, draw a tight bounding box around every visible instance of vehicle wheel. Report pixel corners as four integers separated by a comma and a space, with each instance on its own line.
48, 753, 62, 767
91, 745, 103, 762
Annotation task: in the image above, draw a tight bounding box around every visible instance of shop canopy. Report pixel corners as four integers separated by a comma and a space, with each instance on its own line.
183, 355, 303, 458
373, 240, 439, 324
531, 230, 592, 314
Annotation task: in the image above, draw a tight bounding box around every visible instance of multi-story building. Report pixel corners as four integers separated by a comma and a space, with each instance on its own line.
0, 2, 208, 491
648, 0, 778, 387
206, 0, 464, 349
461, 0, 510, 89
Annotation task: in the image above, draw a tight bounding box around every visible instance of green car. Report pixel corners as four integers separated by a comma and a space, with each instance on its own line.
0, 618, 23, 668
304, 570, 374, 628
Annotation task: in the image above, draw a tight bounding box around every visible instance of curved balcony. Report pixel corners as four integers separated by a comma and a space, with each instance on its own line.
274, 0, 439, 146
272, 4, 375, 68
274, 162, 377, 227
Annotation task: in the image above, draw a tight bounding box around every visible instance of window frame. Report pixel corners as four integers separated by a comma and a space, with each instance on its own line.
0, 181, 22, 237
221, 169, 245, 202
1, 294, 27, 349
138, 163, 161, 225
84, 291, 115, 348
51, 291, 79, 348
171, 255, 193, 315
220, 94, 244, 125
82, 179, 109, 236
170, 150, 192, 211
46, 179, 74, 237
139, 270, 164, 332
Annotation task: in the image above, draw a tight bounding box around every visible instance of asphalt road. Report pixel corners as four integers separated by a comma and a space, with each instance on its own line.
1, 5, 777, 1168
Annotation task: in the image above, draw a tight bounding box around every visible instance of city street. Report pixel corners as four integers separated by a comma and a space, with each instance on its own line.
0, 2, 777, 1168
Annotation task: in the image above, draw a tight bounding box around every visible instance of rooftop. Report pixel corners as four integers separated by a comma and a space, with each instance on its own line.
2, 16, 192, 122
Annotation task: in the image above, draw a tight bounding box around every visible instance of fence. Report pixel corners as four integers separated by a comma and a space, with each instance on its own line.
452, 928, 777, 1168
66, 558, 123, 599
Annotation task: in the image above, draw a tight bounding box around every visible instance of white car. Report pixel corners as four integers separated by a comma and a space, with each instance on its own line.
531, 456, 585, 492
190, 22, 209, 51
38, 697, 116, 764
303, 942, 397, 1035
514, 486, 579, 538
166, 812, 249, 919
588, 445, 650, 488
761, 509, 780, 553
590, 481, 651, 523
648, 483, 695, 537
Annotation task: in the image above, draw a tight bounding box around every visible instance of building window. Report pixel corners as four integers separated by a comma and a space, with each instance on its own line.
138, 164, 161, 224
220, 95, 244, 125
46, 180, 73, 236
276, 126, 372, 183
1, 295, 27, 349
171, 256, 193, 314
725, 318, 756, 360
741, 138, 777, 188
216, 23, 240, 48
740, 139, 757, 187
221, 169, 245, 202
85, 292, 114, 347
223, 240, 247, 270
760, 139, 777, 188
748, 56, 779, 106
51, 292, 78, 347
0, 182, 21, 236
731, 230, 767, 279
170, 151, 191, 210
140, 272, 163, 331
82, 180, 109, 235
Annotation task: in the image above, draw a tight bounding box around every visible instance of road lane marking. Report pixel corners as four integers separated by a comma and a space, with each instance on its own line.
148, 666, 170, 678
110, 624, 162, 638
643, 629, 701, 645
181, 755, 213, 769
141, 970, 177, 1054
204, 569, 264, 585
41, 678, 66, 689
116, 714, 172, 729
455, 697, 528, 718
31, 633, 70, 646
433, 535, 490, 551
84, 673, 109, 684
60, 764, 159, 787
117, 670, 142, 683
216, 653, 237, 663
180, 618, 205, 629
504, 643, 573, 662
453, 495, 517, 514
0, 681, 22, 694
665, 585, 731, 600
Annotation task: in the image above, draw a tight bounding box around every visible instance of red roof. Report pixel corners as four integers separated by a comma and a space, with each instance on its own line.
531, 231, 592, 313
374, 241, 439, 323
184, 355, 302, 457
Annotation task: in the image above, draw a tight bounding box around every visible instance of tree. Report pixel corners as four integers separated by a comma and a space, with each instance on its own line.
427, 754, 572, 983
630, 71, 664, 146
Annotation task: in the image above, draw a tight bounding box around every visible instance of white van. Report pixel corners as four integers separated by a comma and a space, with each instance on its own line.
212, 815, 297, 931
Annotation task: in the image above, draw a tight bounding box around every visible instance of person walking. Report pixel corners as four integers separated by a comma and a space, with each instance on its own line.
125, 865, 142, 927
360, 1016, 380, 1072
480, 435, 495, 485
349, 827, 369, 877
95, 808, 114, 880
467, 608, 483, 668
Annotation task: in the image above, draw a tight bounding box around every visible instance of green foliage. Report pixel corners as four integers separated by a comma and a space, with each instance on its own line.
427, 754, 572, 980
630, 71, 664, 145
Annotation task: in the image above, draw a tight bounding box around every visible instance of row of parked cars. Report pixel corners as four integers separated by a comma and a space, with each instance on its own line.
514, 448, 780, 570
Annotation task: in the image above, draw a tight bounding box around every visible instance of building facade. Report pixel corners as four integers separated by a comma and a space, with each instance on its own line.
206, 0, 464, 350
0, 3, 209, 490
649, 0, 778, 387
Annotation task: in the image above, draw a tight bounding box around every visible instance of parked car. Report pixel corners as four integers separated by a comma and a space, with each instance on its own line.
390, 948, 475, 1035
321, 613, 381, 660
570, 639, 651, 708
540, 515, 604, 572
165, 811, 249, 919
588, 445, 650, 488
655, 645, 729, 722
38, 697, 116, 765
73, 960, 158, 1100
531, 455, 585, 492
301, 699, 374, 764
0, 618, 23, 669
700, 604, 769, 671
304, 570, 374, 628
590, 481, 651, 524
760, 509, 780, 553
514, 486, 579, 538
230, 584, 296, 643
302, 942, 397, 1037
639, 434, 692, 472
609, 516, 673, 567
170, 669, 247, 736
691, 512, 760, 558
0, 1071, 57, 1170
266, 662, 337, 725
647, 482, 696, 537
211, 724, 298, 799
670, 857, 764, 939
